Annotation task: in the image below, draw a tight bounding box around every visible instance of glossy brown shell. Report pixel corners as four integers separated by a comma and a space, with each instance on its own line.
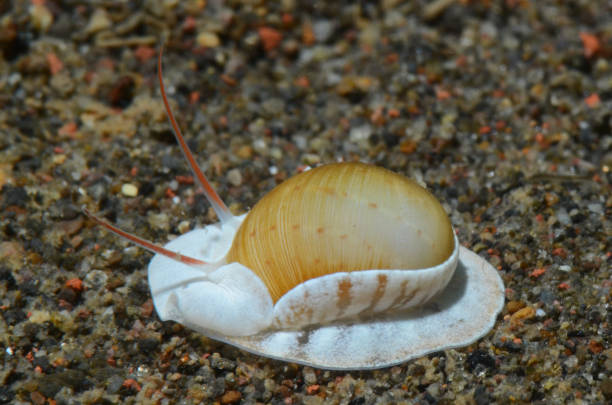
225, 162, 455, 302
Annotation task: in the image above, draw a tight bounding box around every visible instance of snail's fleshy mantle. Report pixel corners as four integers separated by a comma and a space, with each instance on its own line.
87, 49, 505, 370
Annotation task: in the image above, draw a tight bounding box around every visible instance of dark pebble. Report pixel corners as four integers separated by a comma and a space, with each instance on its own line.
32, 356, 52, 374
37, 369, 91, 397
473, 385, 490, 405
445, 187, 458, 199
210, 355, 236, 371
382, 132, 399, 148
0, 267, 16, 289
539, 289, 556, 305
571, 212, 586, 223
0, 386, 15, 404
457, 201, 472, 213
2, 308, 27, 325
49, 198, 80, 220
161, 154, 184, 171
210, 377, 226, 398
139, 181, 155, 196
422, 391, 437, 403
57, 286, 80, 305
567, 330, 586, 338
466, 350, 496, 373
137, 337, 160, 352
19, 280, 39, 296
108, 76, 136, 108
1, 185, 29, 208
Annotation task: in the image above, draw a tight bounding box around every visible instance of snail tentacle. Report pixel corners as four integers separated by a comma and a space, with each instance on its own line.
83, 208, 206, 266
158, 46, 233, 223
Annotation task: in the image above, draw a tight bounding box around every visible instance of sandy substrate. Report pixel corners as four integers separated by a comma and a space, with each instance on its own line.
0, 1, 611, 403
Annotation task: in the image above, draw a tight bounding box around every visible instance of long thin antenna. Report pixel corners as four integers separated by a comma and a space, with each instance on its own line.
158, 45, 233, 223
83, 208, 206, 266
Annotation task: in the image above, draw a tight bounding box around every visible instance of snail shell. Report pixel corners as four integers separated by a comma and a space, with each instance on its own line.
227, 162, 455, 303
221, 162, 459, 329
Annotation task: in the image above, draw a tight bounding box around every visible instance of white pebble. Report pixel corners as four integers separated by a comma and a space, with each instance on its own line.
197, 31, 221, 48
587, 203, 602, 214
178, 220, 191, 234
227, 168, 243, 186
556, 207, 571, 226
349, 124, 372, 142
121, 183, 138, 197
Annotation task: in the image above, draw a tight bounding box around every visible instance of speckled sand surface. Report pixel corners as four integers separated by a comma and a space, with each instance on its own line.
1, 1, 611, 404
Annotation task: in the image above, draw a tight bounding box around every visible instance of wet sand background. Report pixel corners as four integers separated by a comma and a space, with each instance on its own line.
0, 1, 610, 403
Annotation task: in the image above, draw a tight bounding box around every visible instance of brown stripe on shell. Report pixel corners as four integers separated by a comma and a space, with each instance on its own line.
296, 327, 314, 346
399, 287, 421, 308
335, 278, 353, 317
303, 289, 314, 324
359, 274, 388, 315
387, 279, 421, 311
275, 289, 314, 327
388, 279, 409, 310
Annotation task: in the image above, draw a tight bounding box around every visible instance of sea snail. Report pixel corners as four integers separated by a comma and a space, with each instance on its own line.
85, 49, 504, 370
